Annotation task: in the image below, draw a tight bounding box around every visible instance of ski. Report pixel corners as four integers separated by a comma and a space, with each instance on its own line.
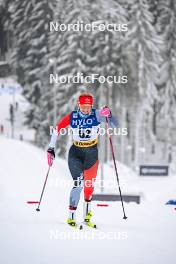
67, 221, 83, 230
67, 221, 97, 230
81, 221, 97, 229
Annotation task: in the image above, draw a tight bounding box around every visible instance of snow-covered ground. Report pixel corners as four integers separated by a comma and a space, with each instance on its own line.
0, 137, 175, 264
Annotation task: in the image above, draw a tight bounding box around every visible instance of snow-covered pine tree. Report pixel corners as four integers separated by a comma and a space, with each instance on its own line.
0, 0, 12, 61
157, 0, 176, 163
9, 0, 55, 146
9, 0, 30, 84
24, 0, 55, 147
125, 0, 162, 167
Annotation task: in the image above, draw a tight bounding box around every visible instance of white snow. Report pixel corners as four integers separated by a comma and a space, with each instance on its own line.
0, 137, 175, 264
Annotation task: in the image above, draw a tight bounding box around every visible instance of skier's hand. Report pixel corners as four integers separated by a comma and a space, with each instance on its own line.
100, 106, 111, 118
47, 147, 55, 167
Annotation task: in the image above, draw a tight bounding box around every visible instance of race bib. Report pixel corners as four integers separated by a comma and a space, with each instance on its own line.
70, 109, 100, 142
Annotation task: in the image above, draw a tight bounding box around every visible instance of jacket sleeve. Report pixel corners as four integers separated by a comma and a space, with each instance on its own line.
95, 109, 119, 128
48, 113, 71, 148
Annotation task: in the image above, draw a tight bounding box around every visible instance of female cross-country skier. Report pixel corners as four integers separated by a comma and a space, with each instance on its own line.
47, 93, 118, 228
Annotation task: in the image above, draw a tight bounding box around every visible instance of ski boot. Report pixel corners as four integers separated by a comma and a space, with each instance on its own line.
67, 209, 83, 229
67, 218, 78, 228
67, 210, 78, 228
83, 201, 97, 228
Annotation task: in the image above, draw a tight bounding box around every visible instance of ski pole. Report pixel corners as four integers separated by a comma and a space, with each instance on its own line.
106, 117, 127, 220
36, 166, 51, 212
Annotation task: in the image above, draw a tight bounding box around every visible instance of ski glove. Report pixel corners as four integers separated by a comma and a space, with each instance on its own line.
99, 106, 111, 118
47, 147, 55, 167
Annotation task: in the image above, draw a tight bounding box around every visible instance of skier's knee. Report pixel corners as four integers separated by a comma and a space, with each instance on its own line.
84, 187, 94, 201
